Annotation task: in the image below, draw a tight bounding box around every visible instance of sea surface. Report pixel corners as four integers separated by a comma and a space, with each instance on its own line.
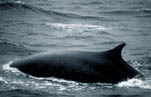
0, 0, 151, 97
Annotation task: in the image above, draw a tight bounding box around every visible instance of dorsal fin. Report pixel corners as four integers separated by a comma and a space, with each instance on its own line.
108, 43, 126, 59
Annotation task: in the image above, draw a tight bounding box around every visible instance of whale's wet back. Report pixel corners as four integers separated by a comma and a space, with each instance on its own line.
10, 43, 140, 83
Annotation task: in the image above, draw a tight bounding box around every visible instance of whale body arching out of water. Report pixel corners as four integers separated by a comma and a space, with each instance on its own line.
10, 43, 140, 83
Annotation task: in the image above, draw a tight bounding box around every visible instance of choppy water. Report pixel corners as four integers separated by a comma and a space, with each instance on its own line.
0, 0, 151, 97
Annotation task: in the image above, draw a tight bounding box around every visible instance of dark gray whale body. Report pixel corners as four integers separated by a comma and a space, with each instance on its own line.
10, 43, 140, 83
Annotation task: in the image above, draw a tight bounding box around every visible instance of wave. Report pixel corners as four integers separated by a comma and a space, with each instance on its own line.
0, 40, 35, 55
71, 1, 103, 5
100, 8, 151, 17
45, 23, 106, 30
117, 78, 151, 89
0, 40, 26, 50
0, 2, 27, 10
0, 2, 108, 21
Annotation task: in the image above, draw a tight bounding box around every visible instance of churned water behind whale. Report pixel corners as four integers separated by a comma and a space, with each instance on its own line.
10, 43, 140, 83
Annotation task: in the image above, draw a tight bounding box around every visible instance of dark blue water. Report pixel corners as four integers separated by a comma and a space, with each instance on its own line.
0, 0, 151, 97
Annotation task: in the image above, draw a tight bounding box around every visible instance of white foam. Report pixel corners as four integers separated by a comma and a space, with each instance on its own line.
2, 61, 20, 73
130, 61, 142, 71
30, 76, 78, 84
48, 77, 78, 84
0, 77, 8, 84
14, 0, 25, 4
31, 76, 88, 91
11, 79, 25, 84
46, 23, 106, 30
117, 78, 151, 89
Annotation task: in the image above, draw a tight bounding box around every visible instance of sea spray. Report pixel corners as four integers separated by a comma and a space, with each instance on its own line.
117, 78, 151, 89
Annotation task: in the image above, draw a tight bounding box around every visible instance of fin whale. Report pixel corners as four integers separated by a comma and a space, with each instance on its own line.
10, 43, 140, 83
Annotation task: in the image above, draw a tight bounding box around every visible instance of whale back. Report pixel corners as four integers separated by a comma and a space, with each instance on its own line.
10, 43, 140, 83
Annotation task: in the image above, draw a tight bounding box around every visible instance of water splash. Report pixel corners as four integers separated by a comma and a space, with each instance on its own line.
0, 76, 8, 84
46, 23, 106, 30
30, 76, 89, 91
2, 61, 20, 73
117, 78, 151, 89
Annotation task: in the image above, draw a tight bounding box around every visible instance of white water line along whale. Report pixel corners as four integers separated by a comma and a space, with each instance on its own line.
10, 43, 141, 83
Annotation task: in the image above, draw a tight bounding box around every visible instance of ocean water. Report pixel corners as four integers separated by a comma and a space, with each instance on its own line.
0, 0, 151, 97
